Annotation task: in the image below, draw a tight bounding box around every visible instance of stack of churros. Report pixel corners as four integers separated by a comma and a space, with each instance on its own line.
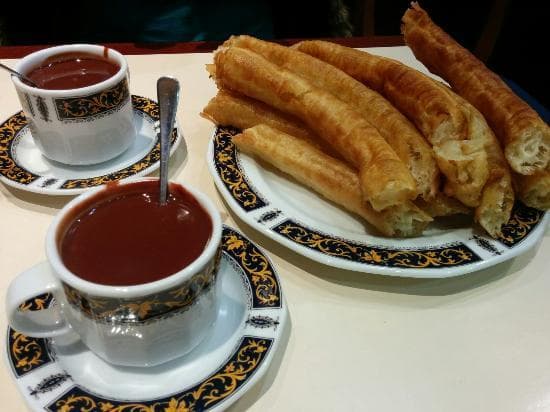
401, 2, 550, 211
202, 18, 547, 238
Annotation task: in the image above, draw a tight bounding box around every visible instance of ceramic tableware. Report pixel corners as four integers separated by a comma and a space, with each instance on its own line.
208, 126, 548, 278
6, 177, 223, 367
11, 44, 135, 165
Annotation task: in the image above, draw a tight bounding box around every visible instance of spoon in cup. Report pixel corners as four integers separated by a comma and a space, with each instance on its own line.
157, 76, 181, 205
0, 62, 39, 87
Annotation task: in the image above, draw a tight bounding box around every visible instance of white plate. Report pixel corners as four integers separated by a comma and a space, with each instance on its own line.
0, 95, 182, 195
208, 126, 548, 278
5, 225, 287, 411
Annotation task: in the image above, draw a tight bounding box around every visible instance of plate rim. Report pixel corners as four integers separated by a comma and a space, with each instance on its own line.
0, 94, 183, 196
5, 225, 287, 412
207, 126, 548, 278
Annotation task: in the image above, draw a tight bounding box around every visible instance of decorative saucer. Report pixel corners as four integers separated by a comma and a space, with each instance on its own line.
208, 126, 548, 278
0, 95, 182, 195
5, 226, 287, 411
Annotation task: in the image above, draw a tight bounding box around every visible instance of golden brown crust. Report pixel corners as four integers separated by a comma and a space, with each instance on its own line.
431, 137, 488, 207
469, 108, 515, 237
201, 89, 343, 158
415, 192, 470, 218
295, 40, 489, 207
233, 124, 432, 237
212, 45, 417, 211
402, 2, 550, 175
514, 170, 550, 210
227, 35, 439, 200
294, 40, 467, 141
416, 103, 515, 238
201, 89, 317, 142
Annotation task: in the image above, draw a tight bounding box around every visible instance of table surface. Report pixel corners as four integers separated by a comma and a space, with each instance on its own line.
1, 38, 549, 412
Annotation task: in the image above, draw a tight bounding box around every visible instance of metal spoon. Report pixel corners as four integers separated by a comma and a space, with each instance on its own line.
0, 62, 39, 87
157, 76, 180, 205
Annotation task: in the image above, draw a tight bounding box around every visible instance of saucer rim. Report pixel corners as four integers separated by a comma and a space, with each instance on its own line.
5, 225, 287, 412
0, 95, 182, 196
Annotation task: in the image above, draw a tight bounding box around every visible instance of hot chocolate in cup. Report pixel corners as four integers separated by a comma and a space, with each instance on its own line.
11, 44, 136, 165
6, 178, 223, 367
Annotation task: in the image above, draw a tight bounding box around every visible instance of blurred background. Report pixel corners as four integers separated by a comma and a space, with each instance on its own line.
1, 0, 548, 111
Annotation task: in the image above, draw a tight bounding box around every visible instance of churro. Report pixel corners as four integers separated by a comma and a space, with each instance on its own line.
212, 45, 417, 211
233, 124, 432, 237
402, 2, 550, 175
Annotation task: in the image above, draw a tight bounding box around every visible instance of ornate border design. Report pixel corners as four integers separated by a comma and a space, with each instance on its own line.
6, 227, 283, 410
213, 126, 267, 212
0, 95, 177, 190
61, 227, 281, 322
36, 96, 51, 122
18, 292, 54, 311
61, 225, 282, 322
54, 78, 130, 121
498, 202, 545, 247
223, 226, 281, 308
273, 219, 481, 268
16, 89, 35, 117
8, 293, 55, 377
46, 336, 273, 412
0, 111, 40, 185
62, 249, 221, 324
29, 373, 72, 399
214, 127, 547, 272
246, 315, 280, 330
60, 95, 175, 189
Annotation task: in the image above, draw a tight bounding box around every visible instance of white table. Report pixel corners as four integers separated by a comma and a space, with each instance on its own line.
1, 46, 549, 412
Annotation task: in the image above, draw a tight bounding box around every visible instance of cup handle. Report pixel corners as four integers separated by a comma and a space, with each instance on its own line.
6, 261, 71, 338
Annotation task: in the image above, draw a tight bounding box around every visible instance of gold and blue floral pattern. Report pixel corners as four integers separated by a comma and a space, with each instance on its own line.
8, 294, 55, 377
62, 249, 221, 323
223, 226, 280, 308
6, 227, 284, 411
0, 111, 40, 185
9, 331, 51, 377
273, 219, 480, 269
47, 337, 272, 412
498, 202, 545, 247
213, 126, 267, 211
60, 95, 176, 189
0, 95, 178, 191
54, 78, 130, 121
18, 292, 54, 312
132, 94, 160, 118
212, 126, 547, 273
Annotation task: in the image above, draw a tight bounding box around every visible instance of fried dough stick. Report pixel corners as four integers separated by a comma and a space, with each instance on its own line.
469, 107, 515, 236
233, 124, 432, 237
201, 89, 345, 159
225, 35, 439, 200
514, 170, 550, 210
295, 40, 489, 208
417, 84, 514, 235
415, 193, 470, 218
202, 88, 464, 217
201, 89, 316, 143
212, 46, 417, 211
402, 2, 550, 175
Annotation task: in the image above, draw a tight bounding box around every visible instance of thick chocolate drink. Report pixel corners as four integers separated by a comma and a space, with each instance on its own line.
27, 51, 120, 90
59, 181, 212, 286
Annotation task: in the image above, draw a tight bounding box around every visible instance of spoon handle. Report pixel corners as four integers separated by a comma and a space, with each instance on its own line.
0, 62, 39, 87
157, 77, 180, 204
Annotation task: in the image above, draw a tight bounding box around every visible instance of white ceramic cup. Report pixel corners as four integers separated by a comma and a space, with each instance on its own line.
12, 44, 136, 165
6, 178, 223, 367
